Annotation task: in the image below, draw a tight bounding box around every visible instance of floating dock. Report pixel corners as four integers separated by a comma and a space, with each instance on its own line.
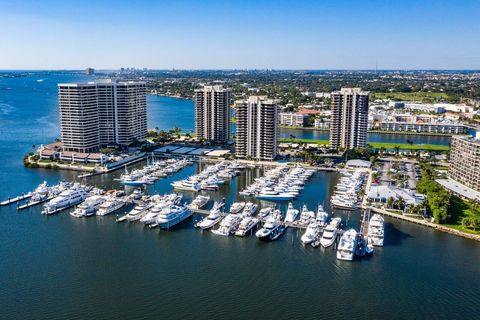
0, 193, 32, 206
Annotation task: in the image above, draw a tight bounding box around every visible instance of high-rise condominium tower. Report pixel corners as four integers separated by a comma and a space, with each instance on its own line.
58, 80, 146, 152
329, 88, 369, 149
194, 85, 231, 143
235, 96, 279, 160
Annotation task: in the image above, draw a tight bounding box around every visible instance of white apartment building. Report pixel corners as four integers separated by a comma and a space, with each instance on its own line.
314, 118, 330, 129
194, 85, 231, 143
280, 113, 308, 127
329, 88, 369, 149
58, 80, 146, 152
235, 96, 280, 160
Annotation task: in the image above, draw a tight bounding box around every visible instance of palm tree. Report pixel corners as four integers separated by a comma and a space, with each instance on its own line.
397, 196, 406, 211
386, 197, 394, 209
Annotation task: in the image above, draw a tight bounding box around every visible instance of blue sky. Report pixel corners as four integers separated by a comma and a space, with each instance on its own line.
0, 0, 479, 70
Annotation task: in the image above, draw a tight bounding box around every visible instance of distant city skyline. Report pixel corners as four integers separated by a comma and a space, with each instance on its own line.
1, 0, 479, 70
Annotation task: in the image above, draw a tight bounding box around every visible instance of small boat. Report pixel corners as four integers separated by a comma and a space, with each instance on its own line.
337, 229, 358, 261
235, 216, 259, 237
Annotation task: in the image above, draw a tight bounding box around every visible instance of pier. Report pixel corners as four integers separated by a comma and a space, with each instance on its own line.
0, 193, 32, 206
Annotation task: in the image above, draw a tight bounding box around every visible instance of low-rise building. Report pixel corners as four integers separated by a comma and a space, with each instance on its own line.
314, 118, 330, 129
379, 114, 466, 134
280, 113, 308, 127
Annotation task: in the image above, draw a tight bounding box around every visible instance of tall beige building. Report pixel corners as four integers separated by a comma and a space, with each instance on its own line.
449, 134, 480, 192
329, 88, 369, 149
58, 80, 147, 152
235, 96, 279, 160
194, 85, 231, 143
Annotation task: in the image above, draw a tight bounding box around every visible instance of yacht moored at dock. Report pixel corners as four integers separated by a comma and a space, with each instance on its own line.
42, 184, 88, 215
368, 214, 385, 246
337, 229, 358, 261
320, 217, 342, 248
235, 216, 259, 237
255, 210, 285, 241
211, 213, 243, 236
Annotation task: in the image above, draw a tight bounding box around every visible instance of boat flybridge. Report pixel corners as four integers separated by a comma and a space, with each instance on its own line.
320, 217, 342, 248
336, 228, 358, 261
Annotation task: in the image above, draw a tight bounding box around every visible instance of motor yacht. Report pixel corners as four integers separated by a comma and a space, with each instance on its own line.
196, 208, 224, 229
316, 204, 329, 227
96, 197, 125, 216
297, 204, 315, 226
70, 195, 105, 218
125, 203, 151, 222
258, 207, 274, 218
42, 184, 87, 215
337, 229, 358, 261
368, 214, 384, 246
211, 213, 243, 236
320, 217, 342, 247
229, 202, 246, 214
189, 195, 210, 209
235, 216, 259, 237
171, 180, 200, 192
255, 210, 285, 241
242, 202, 258, 216
156, 204, 192, 229
301, 221, 321, 245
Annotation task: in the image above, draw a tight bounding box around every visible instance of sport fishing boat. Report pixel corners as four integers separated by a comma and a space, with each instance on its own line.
42, 184, 87, 215
337, 229, 358, 261
367, 214, 384, 246
255, 210, 285, 241
196, 208, 224, 230
297, 204, 315, 226
211, 213, 243, 236
316, 204, 329, 227
156, 204, 192, 229
284, 202, 299, 223
234, 216, 259, 237
320, 217, 342, 248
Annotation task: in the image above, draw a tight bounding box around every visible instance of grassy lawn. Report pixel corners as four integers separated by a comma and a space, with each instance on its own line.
368, 142, 449, 151
372, 92, 450, 103
445, 196, 480, 234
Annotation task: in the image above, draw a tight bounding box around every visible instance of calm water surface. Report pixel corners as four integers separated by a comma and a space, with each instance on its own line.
0, 72, 479, 319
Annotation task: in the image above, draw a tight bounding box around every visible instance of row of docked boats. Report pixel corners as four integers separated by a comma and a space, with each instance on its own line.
119, 158, 191, 186
239, 165, 315, 201
331, 170, 366, 210
171, 160, 245, 192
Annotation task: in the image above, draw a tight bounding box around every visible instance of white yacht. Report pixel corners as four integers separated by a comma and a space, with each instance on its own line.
30, 181, 50, 203
255, 210, 285, 241
70, 195, 105, 218
242, 202, 258, 216
156, 204, 192, 229
189, 195, 210, 209
229, 202, 246, 214
337, 229, 358, 261
368, 214, 384, 246
258, 207, 274, 218
140, 203, 166, 225
42, 184, 87, 215
284, 202, 299, 223
211, 213, 243, 236
171, 180, 200, 192
320, 217, 342, 248
196, 208, 224, 230
301, 221, 321, 245
125, 203, 151, 222
96, 197, 125, 216
235, 216, 259, 237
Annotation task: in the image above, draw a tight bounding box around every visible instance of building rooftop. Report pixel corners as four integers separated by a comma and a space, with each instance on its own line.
436, 178, 480, 201
346, 159, 372, 168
